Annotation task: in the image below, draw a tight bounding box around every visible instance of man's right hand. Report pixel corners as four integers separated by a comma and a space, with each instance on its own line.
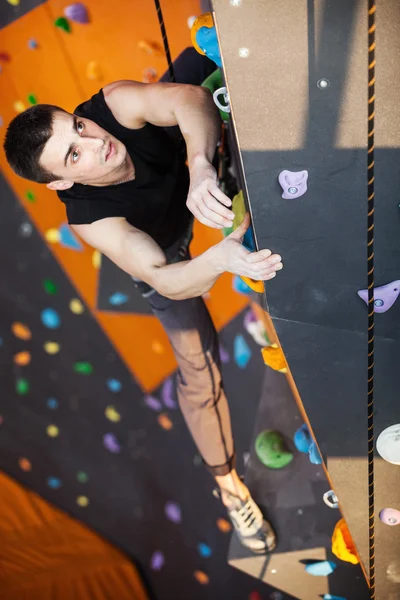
213, 213, 283, 281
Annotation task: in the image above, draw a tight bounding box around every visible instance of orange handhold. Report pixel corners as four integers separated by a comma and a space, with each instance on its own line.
11, 322, 32, 340
158, 413, 173, 431
331, 518, 359, 565
261, 343, 287, 373
190, 13, 213, 56
138, 40, 163, 56
14, 351, 31, 366
86, 61, 102, 81
194, 570, 209, 585
241, 276, 264, 294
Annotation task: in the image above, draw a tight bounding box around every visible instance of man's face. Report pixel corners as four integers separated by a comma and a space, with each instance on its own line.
41, 111, 127, 186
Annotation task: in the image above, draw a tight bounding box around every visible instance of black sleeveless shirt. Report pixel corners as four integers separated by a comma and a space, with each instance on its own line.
57, 89, 191, 250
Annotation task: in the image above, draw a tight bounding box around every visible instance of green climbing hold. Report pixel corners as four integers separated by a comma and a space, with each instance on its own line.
74, 361, 93, 375
43, 279, 58, 295
27, 94, 37, 105
55, 17, 71, 33
255, 429, 294, 469
16, 378, 30, 395
77, 471, 89, 483
25, 190, 36, 203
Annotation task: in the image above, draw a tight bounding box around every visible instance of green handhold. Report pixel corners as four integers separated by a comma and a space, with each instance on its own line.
16, 378, 30, 395
27, 94, 37, 105
43, 279, 58, 295
255, 429, 293, 469
74, 361, 93, 375
55, 17, 71, 33
77, 471, 89, 483
222, 225, 234, 238
25, 190, 36, 203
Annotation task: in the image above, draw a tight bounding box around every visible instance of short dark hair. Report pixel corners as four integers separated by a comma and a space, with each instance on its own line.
3, 104, 66, 183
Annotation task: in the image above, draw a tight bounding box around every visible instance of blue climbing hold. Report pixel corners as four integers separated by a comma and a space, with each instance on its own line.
41, 308, 61, 329
243, 228, 256, 252
234, 334, 252, 369
233, 275, 252, 295
109, 292, 129, 306
107, 378, 122, 392
47, 398, 58, 409
59, 223, 83, 250
305, 560, 336, 576
197, 542, 212, 558
196, 25, 222, 67
294, 424, 312, 453
309, 441, 323, 465
323, 596, 347, 600
47, 476, 62, 489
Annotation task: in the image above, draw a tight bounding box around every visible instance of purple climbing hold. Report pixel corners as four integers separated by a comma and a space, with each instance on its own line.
144, 395, 162, 412
103, 433, 121, 453
219, 345, 230, 364
161, 378, 177, 409
357, 280, 400, 313
164, 501, 182, 524
243, 308, 257, 329
278, 170, 308, 199
379, 507, 400, 526
150, 550, 165, 570
64, 3, 90, 24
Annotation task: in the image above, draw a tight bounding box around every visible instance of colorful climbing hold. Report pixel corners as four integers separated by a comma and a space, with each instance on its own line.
309, 441, 323, 465
77, 471, 89, 483
16, 378, 30, 395
165, 501, 182, 524
59, 223, 82, 250
41, 308, 61, 329
44, 341, 60, 354
323, 595, 347, 600
47, 477, 62, 489
233, 275, 252, 295
92, 250, 101, 268
331, 518, 359, 564
13, 101, 25, 113
261, 344, 287, 372
194, 570, 209, 585
76, 495, 89, 507
234, 334, 252, 368
103, 433, 121, 453
47, 425, 60, 437
357, 280, 400, 313
150, 551, 165, 571
69, 298, 84, 314
305, 560, 337, 576
109, 292, 128, 306
25, 190, 36, 203
105, 405, 121, 422
294, 424, 313, 453
142, 67, 158, 83
7, 0, 20, 5
376, 424, 400, 465
74, 361, 93, 375
45, 228, 61, 243
379, 507, 400, 526
255, 429, 293, 469
14, 351, 31, 366
19, 458, 32, 471
54, 17, 71, 33
43, 279, 58, 294
158, 413, 173, 430
28, 38, 38, 49
107, 378, 122, 393
64, 3, 90, 24
216, 518, 232, 533
47, 398, 58, 409
144, 395, 162, 412
19, 222, 33, 237
323, 489, 339, 509
138, 40, 163, 56
27, 94, 37, 105
151, 340, 165, 354
12, 322, 31, 340
161, 378, 177, 409
278, 170, 309, 199
86, 61, 102, 81
197, 542, 212, 558
244, 311, 269, 346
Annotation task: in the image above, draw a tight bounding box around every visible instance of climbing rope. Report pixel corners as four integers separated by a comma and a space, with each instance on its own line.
367, 1, 376, 598
153, 0, 175, 83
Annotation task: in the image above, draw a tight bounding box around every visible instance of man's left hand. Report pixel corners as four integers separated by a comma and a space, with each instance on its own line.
187, 158, 235, 229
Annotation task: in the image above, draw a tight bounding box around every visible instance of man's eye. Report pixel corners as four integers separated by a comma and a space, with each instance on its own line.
72, 150, 79, 162
77, 121, 84, 133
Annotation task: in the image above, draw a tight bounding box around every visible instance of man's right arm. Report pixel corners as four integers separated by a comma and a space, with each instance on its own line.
72, 215, 282, 301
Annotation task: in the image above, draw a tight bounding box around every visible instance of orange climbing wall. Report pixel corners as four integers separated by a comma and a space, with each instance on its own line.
0, 0, 248, 391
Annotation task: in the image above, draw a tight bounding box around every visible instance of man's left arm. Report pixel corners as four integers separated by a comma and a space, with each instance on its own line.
103, 80, 235, 229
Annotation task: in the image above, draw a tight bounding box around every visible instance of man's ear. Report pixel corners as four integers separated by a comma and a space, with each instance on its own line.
46, 180, 74, 191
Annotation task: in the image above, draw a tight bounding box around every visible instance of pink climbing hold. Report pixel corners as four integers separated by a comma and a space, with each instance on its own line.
357, 280, 400, 313
278, 170, 308, 199
379, 507, 400, 526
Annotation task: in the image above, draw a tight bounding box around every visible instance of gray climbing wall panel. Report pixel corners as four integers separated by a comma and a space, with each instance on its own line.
212, 0, 400, 598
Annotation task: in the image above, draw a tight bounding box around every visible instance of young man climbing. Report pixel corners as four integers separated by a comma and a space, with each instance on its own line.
4, 49, 283, 555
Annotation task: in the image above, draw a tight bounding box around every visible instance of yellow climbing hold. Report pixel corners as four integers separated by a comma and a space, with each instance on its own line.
86, 61, 102, 80
7, 0, 20, 5
45, 228, 61, 243
14, 351, 31, 366
158, 413, 173, 431
44, 341, 60, 355
105, 406, 121, 422
69, 298, 84, 314
92, 250, 101, 268
77, 495, 90, 507
13, 101, 25, 113
47, 425, 60, 438
261, 344, 287, 373
331, 518, 359, 565
12, 322, 32, 340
